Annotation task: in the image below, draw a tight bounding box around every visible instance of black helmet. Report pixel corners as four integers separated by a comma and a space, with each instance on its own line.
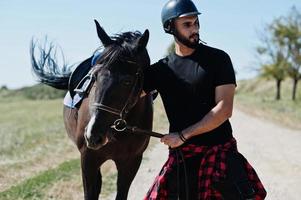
161, 0, 201, 34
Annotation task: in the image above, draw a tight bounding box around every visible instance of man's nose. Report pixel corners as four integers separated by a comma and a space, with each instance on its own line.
191, 24, 199, 33
191, 28, 199, 35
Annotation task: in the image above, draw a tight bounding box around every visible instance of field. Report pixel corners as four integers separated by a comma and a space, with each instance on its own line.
235, 78, 301, 129
0, 78, 300, 199
0, 88, 168, 200
0, 99, 81, 199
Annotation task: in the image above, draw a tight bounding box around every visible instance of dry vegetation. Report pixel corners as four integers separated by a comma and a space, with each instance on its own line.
0, 94, 168, 199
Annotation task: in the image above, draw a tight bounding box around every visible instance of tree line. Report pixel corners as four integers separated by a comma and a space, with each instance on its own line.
257, 6, 301, 101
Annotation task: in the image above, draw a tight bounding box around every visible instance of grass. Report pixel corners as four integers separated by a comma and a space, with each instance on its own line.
0, 94, 169, 199
1, 77, 299, 199
0, 98, 78, 193
0, 159, 80, 200
236, 77, 301, 129
0, 99, 64, 157
0, 84, 65, 101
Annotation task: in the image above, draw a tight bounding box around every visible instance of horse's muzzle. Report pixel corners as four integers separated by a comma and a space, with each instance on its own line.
84, 131, 108, 150
84, 115, 109, 150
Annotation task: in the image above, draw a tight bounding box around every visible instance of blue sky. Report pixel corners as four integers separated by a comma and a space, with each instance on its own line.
0, 0, 300, 89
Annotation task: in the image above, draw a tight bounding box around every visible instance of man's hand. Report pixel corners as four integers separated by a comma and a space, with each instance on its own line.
140, 90, 147, 97
160, 132, 184, 148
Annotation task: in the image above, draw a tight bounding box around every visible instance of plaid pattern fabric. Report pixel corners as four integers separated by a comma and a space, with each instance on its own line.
144, 138, 266, 200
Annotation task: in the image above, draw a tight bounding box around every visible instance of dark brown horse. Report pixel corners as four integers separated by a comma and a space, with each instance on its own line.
31, 20, 153, 200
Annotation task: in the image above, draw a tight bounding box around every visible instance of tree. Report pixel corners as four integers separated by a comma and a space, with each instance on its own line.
166, 42, 175, 55
259, 55, 289, 100
256, 23, 289, 100
0, 85, 8, 90
273, 7, 301, 100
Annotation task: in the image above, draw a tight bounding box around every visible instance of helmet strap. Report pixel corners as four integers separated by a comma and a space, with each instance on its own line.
164, 19, 175, 34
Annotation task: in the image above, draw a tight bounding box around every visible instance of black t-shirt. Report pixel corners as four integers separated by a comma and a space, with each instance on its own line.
144, 44, 236, 146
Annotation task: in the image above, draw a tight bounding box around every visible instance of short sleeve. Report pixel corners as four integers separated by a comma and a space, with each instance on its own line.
143, 62, 160, 93
214, 51, 236, 87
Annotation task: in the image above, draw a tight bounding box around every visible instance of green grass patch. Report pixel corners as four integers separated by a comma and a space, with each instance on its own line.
101, 172, 118, 198
0, 159, 80, 200
0, 92, 169, 199
236, 78, 301, 129
0, 98, 78, 193
0, 84, 65, 101
0, 99, 66, 161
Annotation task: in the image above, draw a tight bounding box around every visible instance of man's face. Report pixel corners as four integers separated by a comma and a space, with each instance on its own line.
173, 15, 200, 49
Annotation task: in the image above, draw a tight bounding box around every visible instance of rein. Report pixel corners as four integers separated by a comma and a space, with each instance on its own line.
89, 57, 187, 198
110, 119, 164, 138
109, 118, 189, 199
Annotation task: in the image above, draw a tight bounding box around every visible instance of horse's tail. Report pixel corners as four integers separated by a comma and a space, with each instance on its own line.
30, 38, 73, 90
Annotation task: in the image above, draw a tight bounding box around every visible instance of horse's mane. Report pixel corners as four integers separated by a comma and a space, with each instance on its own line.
94, 31, 142, 72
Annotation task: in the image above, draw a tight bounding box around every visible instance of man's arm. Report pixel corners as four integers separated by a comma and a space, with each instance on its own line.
182, 84, 235, 139
161, 84, 236, 148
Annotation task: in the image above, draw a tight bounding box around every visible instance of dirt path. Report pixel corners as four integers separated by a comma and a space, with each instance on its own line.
231, 109, 301, 200
107, 109, 301, 200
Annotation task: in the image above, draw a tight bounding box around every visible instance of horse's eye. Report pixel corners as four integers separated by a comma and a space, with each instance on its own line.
123, 79, 133, 86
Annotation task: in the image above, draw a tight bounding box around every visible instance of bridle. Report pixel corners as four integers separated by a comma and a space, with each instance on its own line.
87, 59, 164, 138
91, 60, 146, 131
92, 60, 164, 138
90, 60, 188, 198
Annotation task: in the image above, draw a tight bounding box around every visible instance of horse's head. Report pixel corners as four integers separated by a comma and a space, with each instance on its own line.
84, 20, 150, 150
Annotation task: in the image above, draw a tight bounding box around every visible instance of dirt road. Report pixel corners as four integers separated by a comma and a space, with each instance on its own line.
107, 109, 301, 200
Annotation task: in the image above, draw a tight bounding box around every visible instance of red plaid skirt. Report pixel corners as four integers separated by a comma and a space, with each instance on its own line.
144, 138, 266, 200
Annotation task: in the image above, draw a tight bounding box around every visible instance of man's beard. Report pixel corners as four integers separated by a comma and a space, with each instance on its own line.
174, 30, 199, 49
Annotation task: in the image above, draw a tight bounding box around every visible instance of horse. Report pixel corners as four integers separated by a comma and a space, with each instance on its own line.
31, 20, 153, 200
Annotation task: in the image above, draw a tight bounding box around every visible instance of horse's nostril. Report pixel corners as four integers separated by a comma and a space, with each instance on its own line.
86, 132, 105, 144
94, 136, 102, 144
85, 133, 108, 150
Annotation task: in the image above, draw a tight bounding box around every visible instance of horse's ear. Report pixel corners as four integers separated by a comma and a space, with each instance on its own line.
136, 29, 149, 51
94, 19, 114, 47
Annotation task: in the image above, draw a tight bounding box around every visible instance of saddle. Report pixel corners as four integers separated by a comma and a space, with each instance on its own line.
68, 56, 94, 99
68, 51, 104, 99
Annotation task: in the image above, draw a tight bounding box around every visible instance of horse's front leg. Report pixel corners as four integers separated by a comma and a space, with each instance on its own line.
81, 150, 104, 200
114, 155, 143, 200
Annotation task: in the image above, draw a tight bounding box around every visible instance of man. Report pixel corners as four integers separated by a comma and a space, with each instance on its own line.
143, 0, 267, 199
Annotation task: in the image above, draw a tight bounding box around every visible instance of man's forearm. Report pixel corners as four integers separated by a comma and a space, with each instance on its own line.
181, 100, 233, 139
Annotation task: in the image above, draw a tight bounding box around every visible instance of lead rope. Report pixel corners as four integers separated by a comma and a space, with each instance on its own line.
175, 148, 190, 200
177, 132, 190, 200
175, 149, 180, 199
178, 149, 189, 200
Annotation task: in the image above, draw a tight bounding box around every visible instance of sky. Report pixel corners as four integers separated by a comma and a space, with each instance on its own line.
0, 0, 300, 89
